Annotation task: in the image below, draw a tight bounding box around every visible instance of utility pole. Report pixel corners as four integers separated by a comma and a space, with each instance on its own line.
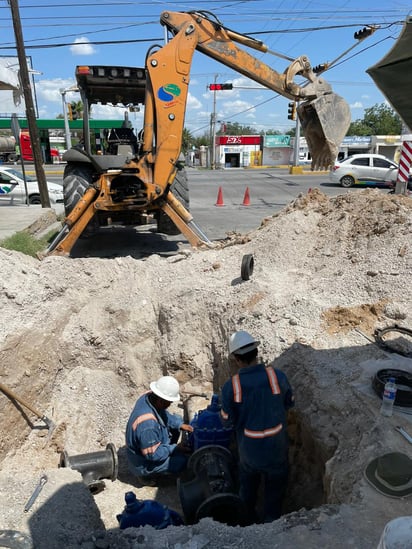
292, 114, 301, 167
211, 74, 218, 170
8, 0, 50, 207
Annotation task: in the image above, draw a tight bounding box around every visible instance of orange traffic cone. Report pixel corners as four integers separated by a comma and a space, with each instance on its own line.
215, 186, 225, 206
242, 187, 251, 206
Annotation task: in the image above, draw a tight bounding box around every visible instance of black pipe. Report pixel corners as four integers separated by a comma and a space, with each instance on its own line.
59, 443, 118, 494
178, 445, 247, 526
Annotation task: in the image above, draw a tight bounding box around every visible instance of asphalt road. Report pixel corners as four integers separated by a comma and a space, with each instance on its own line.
185, 167, 341, 239
64, 167, 381, 258
45, 165, 357, 241
0, 164, 388, 257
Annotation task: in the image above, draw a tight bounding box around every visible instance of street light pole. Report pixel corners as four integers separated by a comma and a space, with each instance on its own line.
60, 90, 71, 151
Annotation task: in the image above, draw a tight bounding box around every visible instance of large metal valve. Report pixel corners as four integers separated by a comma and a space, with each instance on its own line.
178, 445, 247, 526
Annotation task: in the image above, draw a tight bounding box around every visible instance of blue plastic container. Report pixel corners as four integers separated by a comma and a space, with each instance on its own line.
190, 394, 233, 450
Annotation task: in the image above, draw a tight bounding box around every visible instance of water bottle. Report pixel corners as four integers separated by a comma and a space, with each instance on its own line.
380, 377, 397, 417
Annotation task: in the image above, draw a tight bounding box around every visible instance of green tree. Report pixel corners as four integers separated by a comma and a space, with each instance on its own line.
181, 127, 194, 153
192, 132, 210, 148
348, 103, 402, 135
69, 100, 83, 120
347, 120, 371, 136
218, 122, 257, 135
264, 128, 281, 136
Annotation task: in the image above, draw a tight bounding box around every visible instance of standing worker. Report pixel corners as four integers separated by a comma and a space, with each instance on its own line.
126, 375, 193, 485
220, 331, 294, 523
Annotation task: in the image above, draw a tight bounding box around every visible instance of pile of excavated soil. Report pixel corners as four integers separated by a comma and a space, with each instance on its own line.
1, 188, 412, 548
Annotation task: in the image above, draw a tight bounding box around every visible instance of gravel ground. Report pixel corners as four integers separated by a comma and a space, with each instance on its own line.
1, 188, 412, 548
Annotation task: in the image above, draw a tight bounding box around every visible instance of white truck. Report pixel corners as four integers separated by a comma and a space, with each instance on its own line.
0, 136, 18, 163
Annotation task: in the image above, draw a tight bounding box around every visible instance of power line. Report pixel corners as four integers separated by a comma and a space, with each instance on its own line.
0, 19, 402, 49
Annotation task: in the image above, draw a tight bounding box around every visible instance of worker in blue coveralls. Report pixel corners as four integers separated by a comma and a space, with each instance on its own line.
126, 375, 193, 485
220, 331, 295, 524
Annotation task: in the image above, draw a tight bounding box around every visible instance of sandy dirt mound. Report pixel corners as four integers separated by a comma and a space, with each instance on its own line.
1, 188, 412, 548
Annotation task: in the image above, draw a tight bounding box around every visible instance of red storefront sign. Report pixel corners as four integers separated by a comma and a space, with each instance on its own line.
217, 135, 261, 145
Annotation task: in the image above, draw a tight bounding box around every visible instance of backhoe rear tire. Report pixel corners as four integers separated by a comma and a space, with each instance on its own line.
157, 169, 190, 235
63, 162, 99, 236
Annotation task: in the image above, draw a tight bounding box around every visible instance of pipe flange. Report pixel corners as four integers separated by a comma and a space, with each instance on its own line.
106, 442, 119, 481
188, 444, 234, 476
195, 493, 248, 526
241, 254, 254, 280
374, 325, 412, 357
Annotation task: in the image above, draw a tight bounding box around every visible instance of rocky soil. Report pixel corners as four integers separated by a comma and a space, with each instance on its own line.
1, 188, 412, 548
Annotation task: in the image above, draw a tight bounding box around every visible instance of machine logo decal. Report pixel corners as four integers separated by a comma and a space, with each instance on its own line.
157, 83, 181, 103
0, 185, 12, 195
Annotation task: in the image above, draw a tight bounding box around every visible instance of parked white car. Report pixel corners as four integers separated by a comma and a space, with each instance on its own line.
330, 154, 399, 188
0, 167, 63, 204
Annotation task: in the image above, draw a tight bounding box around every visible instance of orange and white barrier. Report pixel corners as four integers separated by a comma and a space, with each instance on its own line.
397, 141, 412, 184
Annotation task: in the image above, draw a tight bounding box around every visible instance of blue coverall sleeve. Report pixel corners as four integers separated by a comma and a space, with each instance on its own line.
166, 411, 184, 431
138, 420, 177, 462
220, 380, 235, 426
277, 370, 295, 409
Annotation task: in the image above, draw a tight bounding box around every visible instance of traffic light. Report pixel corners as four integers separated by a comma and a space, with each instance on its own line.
313, 63, 329, 74
209, 83, 233, 91
67, 104, 73, 121
287, 101, 296, 121
354, 26, 375, 40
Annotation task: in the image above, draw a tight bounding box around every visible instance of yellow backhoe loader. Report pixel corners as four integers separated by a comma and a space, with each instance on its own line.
44, 10, 350, 257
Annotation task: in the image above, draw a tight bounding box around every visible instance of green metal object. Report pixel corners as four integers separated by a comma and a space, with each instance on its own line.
0, 119, 124, 130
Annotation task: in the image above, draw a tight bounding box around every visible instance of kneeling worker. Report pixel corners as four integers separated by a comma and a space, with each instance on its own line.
126, 375, 193, 483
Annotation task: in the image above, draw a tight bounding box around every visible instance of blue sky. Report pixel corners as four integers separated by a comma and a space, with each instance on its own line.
0, 0, 410, 136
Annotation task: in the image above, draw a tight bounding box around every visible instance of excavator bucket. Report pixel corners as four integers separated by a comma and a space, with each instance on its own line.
298, 93, 351, 171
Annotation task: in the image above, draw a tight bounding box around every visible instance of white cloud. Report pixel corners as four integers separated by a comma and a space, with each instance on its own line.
70, 38, 96, 56
186, 92, 202, 109
350, 101, 363, 109
221, 99, 255, 117
36, 78, 77, 104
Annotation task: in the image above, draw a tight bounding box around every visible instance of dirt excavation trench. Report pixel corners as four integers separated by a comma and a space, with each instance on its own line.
1, 188, 412, 548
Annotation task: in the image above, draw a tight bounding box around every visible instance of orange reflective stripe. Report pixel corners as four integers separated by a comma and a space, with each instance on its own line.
220, 409, 229, 420
131, 412, 157, 431
244, 423, 283, 438
266, 367, 281, 395
232, 374, 242, 403
141, 441, 161, 456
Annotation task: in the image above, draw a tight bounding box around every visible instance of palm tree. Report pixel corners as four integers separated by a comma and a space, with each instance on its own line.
69, 100, 83, 120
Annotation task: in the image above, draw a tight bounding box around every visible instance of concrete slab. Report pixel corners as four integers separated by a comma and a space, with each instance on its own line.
0, 205, 61, 241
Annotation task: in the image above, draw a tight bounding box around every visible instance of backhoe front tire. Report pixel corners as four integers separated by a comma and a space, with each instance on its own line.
157, 169, 190, 235
63, 162, 99, 236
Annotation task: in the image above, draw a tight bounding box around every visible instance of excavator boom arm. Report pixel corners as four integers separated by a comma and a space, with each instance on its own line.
154, 10, 350, 170
161, 11, 328, 100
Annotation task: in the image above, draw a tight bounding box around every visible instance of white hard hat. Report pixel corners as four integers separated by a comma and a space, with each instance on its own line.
228, 331, 260, 355
150, 376, 180, 402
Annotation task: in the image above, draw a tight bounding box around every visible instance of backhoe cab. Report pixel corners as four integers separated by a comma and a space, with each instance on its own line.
44, 10, 350, 258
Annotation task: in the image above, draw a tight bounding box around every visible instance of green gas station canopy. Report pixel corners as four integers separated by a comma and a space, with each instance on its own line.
0, 119, 124, 130
367, 16, 412, 130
